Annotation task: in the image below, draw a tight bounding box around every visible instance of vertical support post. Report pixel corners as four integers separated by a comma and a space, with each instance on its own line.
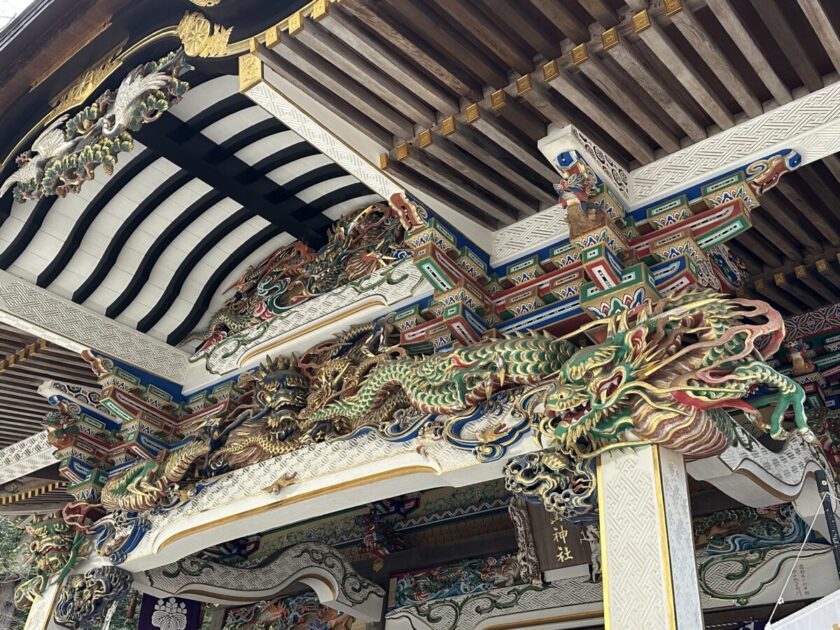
815, 469, 840, 580
23, 583, 60, 630
597, 445, 702, 629
206, 606, 226, 630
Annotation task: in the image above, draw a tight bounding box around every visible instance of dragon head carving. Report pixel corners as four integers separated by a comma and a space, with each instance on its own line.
250, 355, 308, 430
526, 289, 811, 459
541, 337, 639, 449
14, 514, 86, 610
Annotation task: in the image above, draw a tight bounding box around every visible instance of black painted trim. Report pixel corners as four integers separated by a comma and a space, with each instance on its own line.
167, 225, 282, 346
0, 195, 56, 269
72, 171, 194, 304
137, 205, 257, 332
206, 119, 288, 163
246, 142, 319, 183
106, 152, 346, 319
36, 150, 159, 288
0, 194, 13, 230
185, 94, 253, 130
277, 163, 348, 197
105, 189, 225, 318
136, 111, 323, 245
292, 182, 377, 220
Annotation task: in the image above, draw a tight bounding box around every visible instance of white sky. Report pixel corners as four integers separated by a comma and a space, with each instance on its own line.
0, 0, 36, 31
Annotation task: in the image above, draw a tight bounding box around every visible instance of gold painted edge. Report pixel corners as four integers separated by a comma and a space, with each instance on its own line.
651, 445, 678, 629
158, 465, 438, 551
485, 609, 602, 630
239, 298, 385, 367
238, 54, 264, 93
596, 455, 610, 630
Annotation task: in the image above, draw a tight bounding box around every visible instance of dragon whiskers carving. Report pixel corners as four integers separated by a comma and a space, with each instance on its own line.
505, 288, 813, 517
533, 289, 810, 457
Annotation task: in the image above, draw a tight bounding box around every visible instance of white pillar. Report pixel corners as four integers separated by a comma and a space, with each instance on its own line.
23, 583, 61, 630
598, 445, 702, 629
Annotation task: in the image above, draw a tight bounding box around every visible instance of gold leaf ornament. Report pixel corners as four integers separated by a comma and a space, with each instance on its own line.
177, 12, 232, 58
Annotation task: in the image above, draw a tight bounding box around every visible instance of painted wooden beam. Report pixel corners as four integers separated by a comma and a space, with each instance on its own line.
419, 130, 539, 216
776, 179, 840, 246
269, 34, 414, 140
628, 12, 735, 130
757, 191, 822, 253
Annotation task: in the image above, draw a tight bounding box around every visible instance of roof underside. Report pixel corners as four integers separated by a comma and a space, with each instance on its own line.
0, 74, 383, 346
0, 0, 836, 347
0, 322, 98, 448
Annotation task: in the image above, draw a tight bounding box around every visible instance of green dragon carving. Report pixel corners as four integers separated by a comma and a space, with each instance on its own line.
523, 288, 811, 460
100, 439, 209, 512
14, 514, 86, 610
302, 331, 576, 428
506, 288, 813, 519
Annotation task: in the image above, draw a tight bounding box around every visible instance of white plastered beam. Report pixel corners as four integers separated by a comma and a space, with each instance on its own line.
540, 80, 840, 209
0, 268, 189, 383
241, 57, 495, 255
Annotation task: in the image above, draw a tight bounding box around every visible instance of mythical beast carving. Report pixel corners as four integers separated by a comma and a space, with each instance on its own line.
209, 354, 310, 470
100, 438, 209, 512
210, 324, 575, 470
524, 288, 811, 459
3, 49, 191, 202
53, 566, 132, 629
507, 289, 812, 519
14, 514, 86, 609
303, 331, 576, 427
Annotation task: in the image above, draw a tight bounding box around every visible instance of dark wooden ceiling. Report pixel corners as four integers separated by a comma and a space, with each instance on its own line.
0, 466, 71, 513
0, 0, 838, 328
254, 0, 840, 229
0, 323, 98, 448
737, 153, 840, 316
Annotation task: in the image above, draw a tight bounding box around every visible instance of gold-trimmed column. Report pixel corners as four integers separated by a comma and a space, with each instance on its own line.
597, 445, 702, 629
23, 582, 61, 630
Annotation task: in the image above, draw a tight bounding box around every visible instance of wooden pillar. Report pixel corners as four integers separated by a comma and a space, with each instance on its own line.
23, 583, 61, 630
598, 445, 702, 629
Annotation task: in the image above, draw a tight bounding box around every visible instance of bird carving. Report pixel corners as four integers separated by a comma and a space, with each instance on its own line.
0, 48, 189, 201
0, 114, 75, 198
100, 66, 172, 137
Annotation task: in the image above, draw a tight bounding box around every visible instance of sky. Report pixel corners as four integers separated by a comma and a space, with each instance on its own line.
0, 0, 35, 31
